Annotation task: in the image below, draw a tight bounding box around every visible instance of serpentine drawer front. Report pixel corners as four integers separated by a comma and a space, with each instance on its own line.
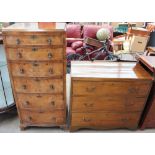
70, 61, 153, 132
21, 110, 65, 125
6, 47, 64, 61
16, 94, 65, 110
10, 62, 63, 77
2, 23, 66, 130
13, 78, 63, 93
5, 34, 64, 46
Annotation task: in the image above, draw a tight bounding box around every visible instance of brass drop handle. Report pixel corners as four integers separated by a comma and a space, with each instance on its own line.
22, 85, 27, 90
20, 68, 24, 74
47, 38, 52, 45
34, 78, 40, 82
32, 62, 39, 66
50, 101, 55, 106
28, 116, 32, 121
48, 53, 53, 59
16, 39, 20, 45
17, 52, 22, 58
50, 85, 55, 90
31, 35, 37, 39
49, 68, 53, 74
24, 101, 30, 106
32, 47, 38, 51
84, 103, 94, 107
83, 117, 92, 122
86, 87, 96, 92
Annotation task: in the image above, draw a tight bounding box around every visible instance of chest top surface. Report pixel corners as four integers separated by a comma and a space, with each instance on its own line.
71, 61, 153, 80
2, 22, 66, 32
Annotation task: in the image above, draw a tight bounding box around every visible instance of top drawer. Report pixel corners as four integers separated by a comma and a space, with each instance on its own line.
4, 34, 64, 46
72, 81, 151, 97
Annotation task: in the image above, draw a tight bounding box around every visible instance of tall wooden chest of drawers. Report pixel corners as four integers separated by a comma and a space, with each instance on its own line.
2, 23, 66, 130
70, 61, 153, 131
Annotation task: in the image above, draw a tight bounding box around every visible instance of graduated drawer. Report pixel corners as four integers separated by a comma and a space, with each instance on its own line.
71, 96, 146, 112
73, 81, 150, 97
10, 62, 63, 77
17, 94, 65, 110
71, 112, 140, 128
5, 34, 64, 46
6, 47, 63, 61
13, 77, 63, 93
20, 110, 65, 125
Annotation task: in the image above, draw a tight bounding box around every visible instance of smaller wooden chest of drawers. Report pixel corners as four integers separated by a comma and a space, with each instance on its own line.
70, 61, 153, 131
2, 23, 66, 130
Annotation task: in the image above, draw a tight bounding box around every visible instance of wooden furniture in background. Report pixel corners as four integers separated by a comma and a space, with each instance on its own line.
2, 22, 67, 130
38, 22, 56, 29
146, 47, 155, 56
136, 55, 155, 129
127, 28, 150, 53
70, 61, 152, 131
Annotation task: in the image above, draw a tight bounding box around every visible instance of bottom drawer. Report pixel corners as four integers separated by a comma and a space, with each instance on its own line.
71, 112, 140, 129
20, 110, 66, 125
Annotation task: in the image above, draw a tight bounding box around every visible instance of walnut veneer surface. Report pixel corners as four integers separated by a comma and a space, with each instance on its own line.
2, 22, 67, 130
70, 61, 153, 131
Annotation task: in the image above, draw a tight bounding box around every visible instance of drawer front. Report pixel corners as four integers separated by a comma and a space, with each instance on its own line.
71, 96, 146, 112
71, 112, 140, 128
13, 78, 63, 93
5, 35, 64, 46
10, 62, 63, 77
17, 94, 65, 110
7, 47, 63, 61
73, 81, 150, 97
21, 110, 65, 125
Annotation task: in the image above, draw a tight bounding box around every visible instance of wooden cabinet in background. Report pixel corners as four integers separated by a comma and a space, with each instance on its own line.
136, 55, 155, 129
70, 61, 153, 131
2, 23, 66, 130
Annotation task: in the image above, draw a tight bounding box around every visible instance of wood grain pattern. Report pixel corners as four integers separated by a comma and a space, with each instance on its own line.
13, 77, 63, 93
17, 94, 65, 110
70, 61, 152, 131
10, 62, 63, 77
20, 110, 65, 125
71, 112, 140, 129
5, 35, 64, 46
72, 81, 150, 97
2, 23, 66, 130
72, 96, 146, 112
6, 47, 64, 61
71, 61, 152, 80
